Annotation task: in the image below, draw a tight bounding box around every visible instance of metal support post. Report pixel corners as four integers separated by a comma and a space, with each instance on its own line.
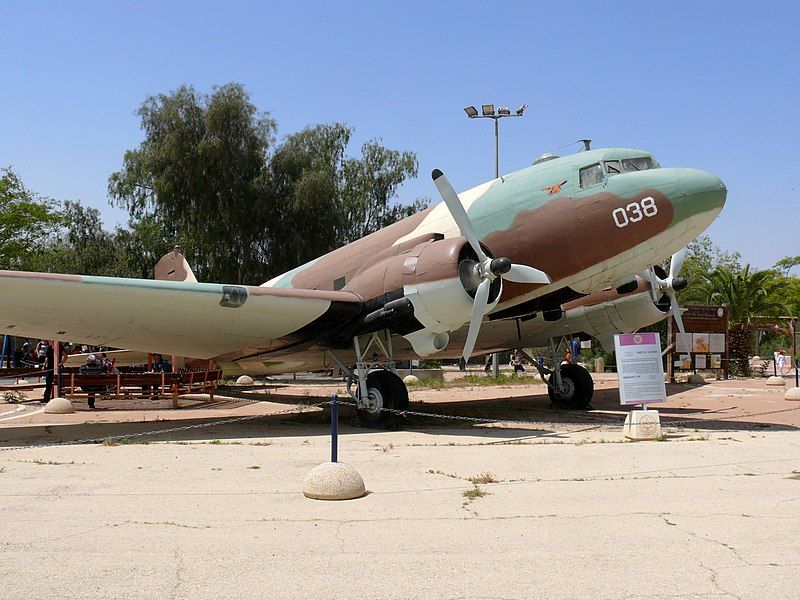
330, 395, 338, 463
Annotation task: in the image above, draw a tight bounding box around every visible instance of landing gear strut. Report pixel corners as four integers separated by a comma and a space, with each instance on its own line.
529, 338, 594, 410
328, 331, 409, 429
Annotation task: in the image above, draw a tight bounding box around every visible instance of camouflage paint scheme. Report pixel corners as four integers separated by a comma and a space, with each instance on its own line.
0, 148, 726, 375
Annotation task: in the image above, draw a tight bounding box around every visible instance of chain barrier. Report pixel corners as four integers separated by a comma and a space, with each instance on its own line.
0, 399, 331, 453
333, 397, 800, 430
3, 387, 800, 454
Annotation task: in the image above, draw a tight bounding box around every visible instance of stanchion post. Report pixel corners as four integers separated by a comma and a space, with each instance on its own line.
331, 394, 338, 463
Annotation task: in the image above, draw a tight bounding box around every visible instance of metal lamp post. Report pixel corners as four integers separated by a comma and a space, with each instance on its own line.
464, 103, 527, 377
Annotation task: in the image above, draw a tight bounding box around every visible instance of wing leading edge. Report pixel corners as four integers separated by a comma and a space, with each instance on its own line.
0, 271, 362, 358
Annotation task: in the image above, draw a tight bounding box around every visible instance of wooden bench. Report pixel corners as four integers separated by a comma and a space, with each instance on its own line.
60, 369, 222, 408
0, 367, 46, 391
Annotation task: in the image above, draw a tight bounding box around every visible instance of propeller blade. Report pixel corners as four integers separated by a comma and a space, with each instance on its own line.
640, 268, 661, 303
669, 248, 686, 281
461, 278, 491, 363
670, 293, 686, 335
504, 263, 551, 284
432, 169, 487, 262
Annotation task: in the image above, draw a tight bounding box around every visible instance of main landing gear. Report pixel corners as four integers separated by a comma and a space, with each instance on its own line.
328, 331, 409, 429
530, 338, 594, 410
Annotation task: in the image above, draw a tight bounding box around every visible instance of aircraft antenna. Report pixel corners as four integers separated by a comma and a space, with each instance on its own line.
558, 139, 592, 152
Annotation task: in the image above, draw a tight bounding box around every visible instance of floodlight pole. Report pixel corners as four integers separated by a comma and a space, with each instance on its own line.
465, 103, 526, 377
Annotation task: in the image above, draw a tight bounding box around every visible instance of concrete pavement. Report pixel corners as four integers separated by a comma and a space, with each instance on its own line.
2, 422, 799, 599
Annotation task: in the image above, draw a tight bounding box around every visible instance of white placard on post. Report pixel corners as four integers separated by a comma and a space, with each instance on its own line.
614, 333, 667, 406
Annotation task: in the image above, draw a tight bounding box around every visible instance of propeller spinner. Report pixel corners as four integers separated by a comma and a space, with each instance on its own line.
431, 169, 551, 364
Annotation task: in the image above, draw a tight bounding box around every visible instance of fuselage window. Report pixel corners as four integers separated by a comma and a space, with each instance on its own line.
605, 160, 622, 174
579, 163, 604, 188
622, 156, 655, 171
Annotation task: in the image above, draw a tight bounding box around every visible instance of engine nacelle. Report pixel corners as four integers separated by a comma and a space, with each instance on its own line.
345, 236, 501, 356
562, 291, 668, 351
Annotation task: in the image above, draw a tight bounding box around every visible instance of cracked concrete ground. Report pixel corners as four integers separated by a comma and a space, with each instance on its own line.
1, 423, 799, 599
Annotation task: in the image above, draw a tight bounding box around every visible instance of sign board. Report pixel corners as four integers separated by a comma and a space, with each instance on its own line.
669, 305, 729, 380
614, 332, 667, 406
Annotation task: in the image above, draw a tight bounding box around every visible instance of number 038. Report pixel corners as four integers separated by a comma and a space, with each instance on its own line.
612, 196, 658, 228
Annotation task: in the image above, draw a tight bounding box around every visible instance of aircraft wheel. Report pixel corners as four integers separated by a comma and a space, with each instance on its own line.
547, 363, 593, 409
356, 369, 409, 429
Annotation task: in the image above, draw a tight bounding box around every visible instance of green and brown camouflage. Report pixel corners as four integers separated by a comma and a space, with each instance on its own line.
0, 147, 726, 375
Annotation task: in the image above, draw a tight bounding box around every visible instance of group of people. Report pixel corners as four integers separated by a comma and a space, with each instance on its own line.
78, 352, 172, 409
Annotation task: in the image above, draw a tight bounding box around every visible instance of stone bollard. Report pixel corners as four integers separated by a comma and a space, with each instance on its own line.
784, 387, 800, 401
766, 376, 785, 387
44, 397, 75, 414
402, 375, 420, 385
688, 373, 706, 384
235, 375, 254, 386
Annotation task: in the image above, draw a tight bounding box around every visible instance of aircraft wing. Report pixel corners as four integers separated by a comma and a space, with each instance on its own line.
0, 271, 362, 358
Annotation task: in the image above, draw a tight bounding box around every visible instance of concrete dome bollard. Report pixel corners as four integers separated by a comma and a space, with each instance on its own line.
303, 462, 366, 500
402, 375, 420, 385
17, 379, 28, 385
687, 373, 706, 384
235, 375, 254, 386
785, 387, 800, 401
44, 397, 75, 414
766, 376, 785, 386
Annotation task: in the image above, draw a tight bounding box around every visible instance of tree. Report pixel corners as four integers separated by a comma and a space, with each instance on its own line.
263, 124, 427, 276
680, 235, 742, 303
109, 83, 276, 284
109, 83, 426, 284
0, 167, 61, 269
693, 265, 787, 374
774, 255, 800, 276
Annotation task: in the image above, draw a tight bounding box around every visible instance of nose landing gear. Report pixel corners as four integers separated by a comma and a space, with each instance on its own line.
529, 338, 595, 410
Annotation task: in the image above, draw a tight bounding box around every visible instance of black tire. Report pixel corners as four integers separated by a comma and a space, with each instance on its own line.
356, 369, 409, 429
547, 363, 594, 409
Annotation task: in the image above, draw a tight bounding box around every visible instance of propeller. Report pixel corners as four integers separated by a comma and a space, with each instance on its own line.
641, 248, 689, 335
432, 169, 551, 363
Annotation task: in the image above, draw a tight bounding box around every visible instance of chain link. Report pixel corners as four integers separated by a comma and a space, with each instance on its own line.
333, 397, 800, 430
3, 390, 799, 454
0, 399, 330, 452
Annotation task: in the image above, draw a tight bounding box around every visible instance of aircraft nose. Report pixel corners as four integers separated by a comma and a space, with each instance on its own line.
676, 168, 727, 214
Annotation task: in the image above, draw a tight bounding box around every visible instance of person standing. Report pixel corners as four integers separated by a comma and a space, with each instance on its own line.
41, 341, 54, 404
775, 349, 787, 376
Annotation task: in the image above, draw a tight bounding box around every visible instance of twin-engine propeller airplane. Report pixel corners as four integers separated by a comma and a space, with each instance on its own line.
0, 147, 726, 427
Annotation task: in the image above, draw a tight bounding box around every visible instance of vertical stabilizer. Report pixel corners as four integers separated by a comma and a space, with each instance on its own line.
154, 246, 198, 283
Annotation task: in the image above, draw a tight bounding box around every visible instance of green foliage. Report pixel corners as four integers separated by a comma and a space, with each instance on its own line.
692, 265, 788, 373
680, 234, 742, 303
108, 83, 426, 283
0, 167, 62, 269
774, 255, 800, 276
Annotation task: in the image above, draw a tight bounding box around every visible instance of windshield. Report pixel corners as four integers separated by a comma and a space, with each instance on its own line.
622, 156, 655, 171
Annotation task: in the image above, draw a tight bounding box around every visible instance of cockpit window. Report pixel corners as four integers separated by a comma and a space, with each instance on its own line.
622, 156, 655, 171
605, 160, 622, 174
579, 163, 604, 188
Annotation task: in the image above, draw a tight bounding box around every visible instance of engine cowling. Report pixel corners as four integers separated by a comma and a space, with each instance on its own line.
345, 236, 502, 356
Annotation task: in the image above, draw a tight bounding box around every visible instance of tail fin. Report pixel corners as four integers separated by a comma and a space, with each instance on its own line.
154, 246, 198, 283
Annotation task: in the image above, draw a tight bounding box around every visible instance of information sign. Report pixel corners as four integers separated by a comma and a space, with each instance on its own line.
614, 332, 667, 406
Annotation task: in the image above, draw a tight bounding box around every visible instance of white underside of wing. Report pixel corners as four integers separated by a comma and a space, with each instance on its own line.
0, 272, 355, 359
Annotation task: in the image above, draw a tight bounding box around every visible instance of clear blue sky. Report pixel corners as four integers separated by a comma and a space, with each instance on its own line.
2, 1, 798, 268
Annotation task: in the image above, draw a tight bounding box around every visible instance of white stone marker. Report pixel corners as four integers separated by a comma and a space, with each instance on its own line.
623, 409, 662, 440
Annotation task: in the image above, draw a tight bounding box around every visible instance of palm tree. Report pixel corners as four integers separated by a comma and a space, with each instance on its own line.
694, 265, 788, 374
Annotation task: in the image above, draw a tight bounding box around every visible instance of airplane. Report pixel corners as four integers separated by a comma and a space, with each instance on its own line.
0, 147, 726, 427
